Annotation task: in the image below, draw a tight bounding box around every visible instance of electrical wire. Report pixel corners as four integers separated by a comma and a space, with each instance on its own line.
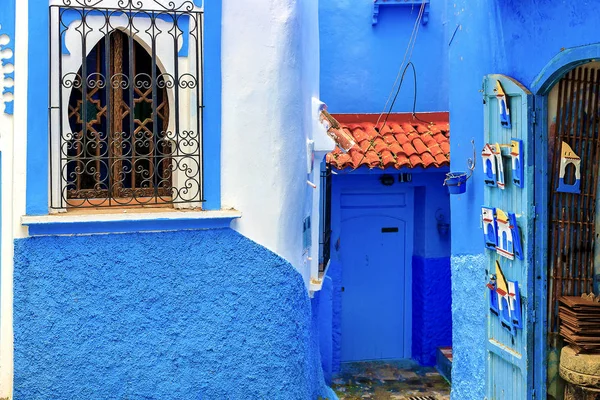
375, 0, 426, 128
349, 0, 428, 171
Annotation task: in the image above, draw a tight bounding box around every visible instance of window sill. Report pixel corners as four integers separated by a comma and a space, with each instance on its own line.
21, 209, 242, 236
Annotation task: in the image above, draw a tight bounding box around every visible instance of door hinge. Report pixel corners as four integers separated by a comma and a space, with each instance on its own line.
531, 204, 536, 221
531, 110, 537, 125
531, 309, 536, 323
532, 389, 536, 399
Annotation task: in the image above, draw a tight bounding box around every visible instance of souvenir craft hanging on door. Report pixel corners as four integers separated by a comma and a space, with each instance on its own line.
481, 206, 497, 250
510, 139, 524, 188
557, 141, 581, 194
495, 209, 514, 260
482, 144, 497, 187
488, 261, 522, 336
509, 212, 523, 260
495, 80, 511, 129
493, 143, 505, 189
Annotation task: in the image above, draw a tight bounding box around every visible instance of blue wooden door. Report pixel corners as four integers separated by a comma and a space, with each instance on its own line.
340, 191, 414, 361
483, 75, 535, 399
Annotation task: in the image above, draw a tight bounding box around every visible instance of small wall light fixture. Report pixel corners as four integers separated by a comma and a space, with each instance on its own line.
436, 208, 450, 236
380, 174, 395, 186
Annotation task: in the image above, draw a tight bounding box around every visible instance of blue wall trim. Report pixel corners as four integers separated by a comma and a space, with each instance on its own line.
26, 0, 49, 215
202, 0, 222, 210
24, 216, 239, 236
0, 0, 16, 114
14, 228, 334, 399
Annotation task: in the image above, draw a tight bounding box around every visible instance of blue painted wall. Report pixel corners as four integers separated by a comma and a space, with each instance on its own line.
319, 0, 448, 113
318, 170, 451, 373
412, 256, 451, 367
14, 229, 335, 399
446, 1, 600, 399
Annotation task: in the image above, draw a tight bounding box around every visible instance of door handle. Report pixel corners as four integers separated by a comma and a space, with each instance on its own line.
341, 287, 345, 292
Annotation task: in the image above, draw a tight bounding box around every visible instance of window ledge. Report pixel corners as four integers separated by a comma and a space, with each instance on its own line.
21, 209, 242, 236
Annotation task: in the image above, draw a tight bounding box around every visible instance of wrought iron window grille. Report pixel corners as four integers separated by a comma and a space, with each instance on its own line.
49, 0, 204, 209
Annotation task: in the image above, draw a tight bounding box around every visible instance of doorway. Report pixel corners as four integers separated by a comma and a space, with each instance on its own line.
339, 191, 414, 362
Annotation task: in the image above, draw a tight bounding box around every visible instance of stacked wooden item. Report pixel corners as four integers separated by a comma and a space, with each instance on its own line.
559, 294, 600, 354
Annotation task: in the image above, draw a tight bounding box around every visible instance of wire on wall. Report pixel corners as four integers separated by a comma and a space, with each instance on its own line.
348, 0, 429, 172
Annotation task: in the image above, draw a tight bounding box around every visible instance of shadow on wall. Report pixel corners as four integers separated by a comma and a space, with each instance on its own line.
14, 229, 335, 399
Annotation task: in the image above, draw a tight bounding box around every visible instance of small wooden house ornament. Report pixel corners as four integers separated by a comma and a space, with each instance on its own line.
495, 80, 511, 129
487, 275, 499, 315
495, 209, 514, 260
508, 280, 523, 329
510, 139, 524, 188
482, 144, 497, 187
495, 262, 521, 335
509, 212, 523, 260
493, 143, 505, 190
489, 261, 523, 336
557, 141, 581, 194
481, 206, 498, 250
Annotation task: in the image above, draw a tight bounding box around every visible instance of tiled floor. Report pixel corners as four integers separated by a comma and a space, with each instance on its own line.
332, 360, 450, 400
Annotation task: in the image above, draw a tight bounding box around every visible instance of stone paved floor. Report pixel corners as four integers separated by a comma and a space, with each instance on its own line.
332, 360, 450, 400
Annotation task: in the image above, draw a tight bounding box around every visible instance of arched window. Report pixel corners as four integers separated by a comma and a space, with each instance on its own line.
50, 2, 203, 209
67, 31, 171, 205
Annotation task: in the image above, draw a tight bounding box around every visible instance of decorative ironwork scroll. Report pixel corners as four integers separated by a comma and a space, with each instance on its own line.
50, 0, 204, 208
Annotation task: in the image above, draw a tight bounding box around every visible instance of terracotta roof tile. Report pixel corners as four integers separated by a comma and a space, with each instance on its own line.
388, 142, 403, 155
402, 142, 418, 157
435, 153, 450, 166
409, 154, 424, 168
326, 113, 450, 170
440, 141, 450, 154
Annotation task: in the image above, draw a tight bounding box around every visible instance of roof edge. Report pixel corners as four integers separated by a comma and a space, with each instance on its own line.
330, 111, 449, 125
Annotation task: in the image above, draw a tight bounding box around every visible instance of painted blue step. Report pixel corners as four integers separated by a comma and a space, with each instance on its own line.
435, 347, 452, 384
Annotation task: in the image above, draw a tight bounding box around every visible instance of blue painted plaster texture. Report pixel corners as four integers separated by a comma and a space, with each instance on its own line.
412, 256, 452, 366
14, 228, 335, 400
314, 276, 334, 384
450, 254, 486, 400
319, 0, 448, 113
329, 260, 343, 374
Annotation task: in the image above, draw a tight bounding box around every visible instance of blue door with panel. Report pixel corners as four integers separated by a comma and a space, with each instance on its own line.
340, 191, 414, 362
483, 75, 535, 399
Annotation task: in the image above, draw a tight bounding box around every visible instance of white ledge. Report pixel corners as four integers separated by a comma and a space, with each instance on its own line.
22, 209, 242, 225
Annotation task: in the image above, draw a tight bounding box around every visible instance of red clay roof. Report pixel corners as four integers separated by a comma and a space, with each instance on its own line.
326, 112, 450, 170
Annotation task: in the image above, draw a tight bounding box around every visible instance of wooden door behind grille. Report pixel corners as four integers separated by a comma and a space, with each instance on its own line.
67, 30, 172, 205
548, 66, 600, 332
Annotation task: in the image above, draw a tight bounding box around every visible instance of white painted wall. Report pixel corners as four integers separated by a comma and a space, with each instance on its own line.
0, 1, 324, 394
221, 0, 323, 285
0, 0, 29, 397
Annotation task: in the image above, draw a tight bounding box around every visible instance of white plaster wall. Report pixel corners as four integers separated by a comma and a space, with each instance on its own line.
221, 0, 321, 285
0, 0, 29, 396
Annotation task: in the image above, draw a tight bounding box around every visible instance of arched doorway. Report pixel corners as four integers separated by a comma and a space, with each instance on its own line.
538, 61, 600, 400
531, 45, 600, 400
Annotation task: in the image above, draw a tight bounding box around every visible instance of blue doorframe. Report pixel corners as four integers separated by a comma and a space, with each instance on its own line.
530, 43, 600, 400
